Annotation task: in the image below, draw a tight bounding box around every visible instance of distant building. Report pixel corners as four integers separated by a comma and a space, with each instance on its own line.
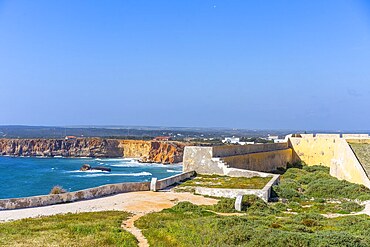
65, 136, 77, 140
273, 139, 286, 143
222, 137, 240, 144
153, 136, 171, 141
245, 141, 255, 145
267, 135, 279, 141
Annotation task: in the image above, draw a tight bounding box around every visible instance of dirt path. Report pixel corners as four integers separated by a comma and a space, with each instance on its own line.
121, 213, 148, 247
321, 200, 370, 218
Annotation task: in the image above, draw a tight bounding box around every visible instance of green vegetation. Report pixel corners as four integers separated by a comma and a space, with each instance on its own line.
136, 200, 370, 247
177, 174, 271, 190
350, 143, 370, 177
136, 164, 370, 246
273, 164, 370, 214
0, 211, 137, 247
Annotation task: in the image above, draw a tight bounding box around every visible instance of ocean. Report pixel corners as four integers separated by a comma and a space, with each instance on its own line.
0, 156, 182, 199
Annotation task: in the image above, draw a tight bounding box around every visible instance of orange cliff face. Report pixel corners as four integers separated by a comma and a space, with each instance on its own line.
118, 140, 186, 164
0, 138, 187, 164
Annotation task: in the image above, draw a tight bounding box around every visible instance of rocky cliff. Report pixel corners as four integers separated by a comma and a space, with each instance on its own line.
118, 140, 185, 163
0, 138, 186, 164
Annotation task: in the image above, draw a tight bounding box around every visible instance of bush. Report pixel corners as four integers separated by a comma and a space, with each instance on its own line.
276, 164, 370, 201
340, 201, 364, 213
49, 185, 66, 194
209, 195, 265, 213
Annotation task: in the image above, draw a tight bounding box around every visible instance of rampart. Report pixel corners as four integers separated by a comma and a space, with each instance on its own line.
184, 134, 370, 189
289, 135, 370, 188
184, 143, 292, 173
212, 143, 288, 157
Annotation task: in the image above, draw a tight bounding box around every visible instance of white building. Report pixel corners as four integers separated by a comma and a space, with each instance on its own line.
222, 137, 240, 144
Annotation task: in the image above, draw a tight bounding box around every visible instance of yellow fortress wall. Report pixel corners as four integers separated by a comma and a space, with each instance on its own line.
288, 136, 370, 188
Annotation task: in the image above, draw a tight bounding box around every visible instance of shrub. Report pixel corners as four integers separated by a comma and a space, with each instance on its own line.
49, 185, 66, 194
340, 201, 364, 213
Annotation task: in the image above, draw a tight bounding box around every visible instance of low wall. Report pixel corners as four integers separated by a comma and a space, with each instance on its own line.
0, 172, 195, 210
222, 149, 292, 172
212, 143, 288, 157
315, 134, 341, 138
156, 171, 196, 190
0, 182, 150, 210
194, 174, 280, 202
343, 134, 369, 139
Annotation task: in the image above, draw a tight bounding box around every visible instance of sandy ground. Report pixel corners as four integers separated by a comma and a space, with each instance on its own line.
0, 191, 217, 222
0, 191, 217, 247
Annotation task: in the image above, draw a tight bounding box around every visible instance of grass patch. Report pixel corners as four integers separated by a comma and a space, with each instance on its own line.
178, 174, 271, 189
136, 201, 370, 247
0, 211, 137, 247
272, 164, 369, 214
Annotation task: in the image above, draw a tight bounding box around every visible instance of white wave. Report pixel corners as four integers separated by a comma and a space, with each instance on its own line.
99, 162, 105, 165
73, 172, 152, 178
167, 169, 181, 173
101, 158, 134, 162
110, 163, 139, 167
66, 170, 109, 173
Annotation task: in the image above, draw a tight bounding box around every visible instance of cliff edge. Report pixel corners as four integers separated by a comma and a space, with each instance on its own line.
0, 138, 186, 164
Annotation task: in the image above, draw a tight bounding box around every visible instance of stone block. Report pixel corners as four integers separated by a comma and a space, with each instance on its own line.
235, 194, 243, 211
150, 177, 158, 191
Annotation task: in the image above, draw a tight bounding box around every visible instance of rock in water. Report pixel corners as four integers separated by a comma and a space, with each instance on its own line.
80, 164, 91, 171
80, 164, 111, 172
92, 166, 111, 172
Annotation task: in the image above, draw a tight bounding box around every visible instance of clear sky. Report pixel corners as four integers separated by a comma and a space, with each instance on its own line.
0, 0, 370, 131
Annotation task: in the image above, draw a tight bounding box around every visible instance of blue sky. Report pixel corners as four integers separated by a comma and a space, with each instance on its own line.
0, 0, 370, 130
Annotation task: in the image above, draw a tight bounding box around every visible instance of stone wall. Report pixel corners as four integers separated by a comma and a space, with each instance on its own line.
288, 136, 370, 188
0, 182, 150, 210
212, 143, 288, 157
343, 134, 370, 139
346, 139, 370, 144
183, 144, 291, 174
154, 171, 196, 191
288, 137, 337, 167
222, 149, 292, 172
0, 171, 196, 210
193, 174, 280, 202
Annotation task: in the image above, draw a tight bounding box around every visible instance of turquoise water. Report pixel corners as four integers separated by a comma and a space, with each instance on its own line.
0, 156, 182, 199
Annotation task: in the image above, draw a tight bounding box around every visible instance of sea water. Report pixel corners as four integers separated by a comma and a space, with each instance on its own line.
0, 156, 182, 199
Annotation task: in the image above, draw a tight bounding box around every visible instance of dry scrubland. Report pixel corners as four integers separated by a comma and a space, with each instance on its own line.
1, 165, 370, 246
